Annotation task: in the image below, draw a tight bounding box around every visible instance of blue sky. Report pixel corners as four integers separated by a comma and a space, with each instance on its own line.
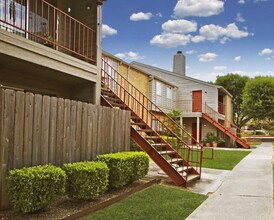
102, 0, 274, 82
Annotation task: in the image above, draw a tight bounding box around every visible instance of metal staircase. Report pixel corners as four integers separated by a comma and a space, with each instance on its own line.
203, 104, 250, 149
101, 59, 203, 187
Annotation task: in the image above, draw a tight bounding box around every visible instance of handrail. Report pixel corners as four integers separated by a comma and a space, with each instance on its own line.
102, 57, 203, 149
0, 0, 96, 63
204, 103, 242, 135
101, 59, 203, 173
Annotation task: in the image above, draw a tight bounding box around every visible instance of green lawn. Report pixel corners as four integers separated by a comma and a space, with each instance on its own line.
82, 185, 207, 220
201, 149, 251, 170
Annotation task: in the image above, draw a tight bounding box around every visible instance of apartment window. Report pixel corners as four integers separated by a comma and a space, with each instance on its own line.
156, 81, 162, 105
166, 87, 173, 107
0, 0, 27, 33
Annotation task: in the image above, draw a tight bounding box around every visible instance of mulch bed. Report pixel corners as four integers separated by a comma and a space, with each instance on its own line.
0, 178, 160, 220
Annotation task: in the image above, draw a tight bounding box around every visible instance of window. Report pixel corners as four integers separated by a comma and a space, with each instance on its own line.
156, 81, 162, 105
166, 87, 173, 107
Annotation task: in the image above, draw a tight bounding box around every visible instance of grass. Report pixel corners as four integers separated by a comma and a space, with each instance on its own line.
200, 148, 251, 170
82, 185, 207, 220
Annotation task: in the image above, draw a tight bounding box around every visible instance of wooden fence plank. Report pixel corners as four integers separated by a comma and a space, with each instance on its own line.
91, 105, 98, 160
32, 94, 42, 166
63, 99, 71, 164
48, 97, 57, 165
86, 104, 93, 161
109, 108, 114, 153
41, 96, 50, 165
81, 103, 88, 161
1, 89, 16, 208
70, 101, 77, 163
13, 91, 25, 169
23, 93, 34, 167
0, 89, 5, 208
56, 98, 64, 166
75, 101, 82, 162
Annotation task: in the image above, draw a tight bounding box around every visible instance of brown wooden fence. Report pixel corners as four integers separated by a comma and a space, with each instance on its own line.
0, 89, 131, 209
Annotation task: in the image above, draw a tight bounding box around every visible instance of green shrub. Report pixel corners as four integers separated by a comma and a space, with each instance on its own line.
63, 161, 109, 200
128, 152, 149, 181
97, 152, 149, 189
97, 152, 134, 189
7, 165, 66, 213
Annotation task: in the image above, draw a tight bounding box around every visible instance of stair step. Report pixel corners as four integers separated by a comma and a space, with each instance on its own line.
174, 166, 190, 173
109, 101, 126, 108
151, 143, 167, 147
145, 136, 161, 140
104, 96, 121, 102
158, 150, 176, 155
186, 174, 200, 184
166, 158, 184, 164
131, 122, 146, 126
137, 129, 153, 133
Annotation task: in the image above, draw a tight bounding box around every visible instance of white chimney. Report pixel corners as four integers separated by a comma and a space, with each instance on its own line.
173, 51, 185, 76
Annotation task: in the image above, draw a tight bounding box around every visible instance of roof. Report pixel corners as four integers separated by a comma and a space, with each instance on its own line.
102, 51, 177, 88
131, 61, 233, 97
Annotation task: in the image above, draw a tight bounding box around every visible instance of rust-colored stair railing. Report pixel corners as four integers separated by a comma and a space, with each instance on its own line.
203, 103, 250, 149
101, 58, 203, 175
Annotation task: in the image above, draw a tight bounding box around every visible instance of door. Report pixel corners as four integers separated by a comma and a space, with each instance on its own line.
192, 90, 202, 112
191, 123, 202, 145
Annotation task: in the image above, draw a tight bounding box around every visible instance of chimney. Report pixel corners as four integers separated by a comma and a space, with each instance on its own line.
173, 51, 186, 76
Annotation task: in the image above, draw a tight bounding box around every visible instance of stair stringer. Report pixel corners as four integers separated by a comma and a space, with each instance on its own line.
202, 113, 250, 149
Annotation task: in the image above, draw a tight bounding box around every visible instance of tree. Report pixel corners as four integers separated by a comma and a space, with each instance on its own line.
215, 73, 250, 128
242, 76, 274, 120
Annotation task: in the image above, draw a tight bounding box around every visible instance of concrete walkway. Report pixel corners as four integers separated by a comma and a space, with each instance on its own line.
186, 142, 273, 220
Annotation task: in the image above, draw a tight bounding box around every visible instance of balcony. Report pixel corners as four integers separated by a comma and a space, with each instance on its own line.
0, 0, 97, 64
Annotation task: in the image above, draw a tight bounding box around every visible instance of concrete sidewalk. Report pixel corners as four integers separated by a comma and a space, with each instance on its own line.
186, 142, 273, 220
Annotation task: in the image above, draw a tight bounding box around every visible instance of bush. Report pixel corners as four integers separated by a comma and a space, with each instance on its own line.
129, 152, 149, 181
7, 165, 66, 213
63, 161, 109, 200
97, 152, 149, 189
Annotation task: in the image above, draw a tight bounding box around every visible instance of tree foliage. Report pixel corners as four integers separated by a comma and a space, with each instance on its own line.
215, 73, 250, 127
242, 76, 274, 120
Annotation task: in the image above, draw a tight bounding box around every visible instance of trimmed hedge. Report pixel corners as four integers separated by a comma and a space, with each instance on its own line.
7, 165, 66, 213
97, 152, 149, 189
63, 161, 109, 200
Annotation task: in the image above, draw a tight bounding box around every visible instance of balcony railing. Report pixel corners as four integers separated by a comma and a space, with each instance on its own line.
0, 0, 96, 63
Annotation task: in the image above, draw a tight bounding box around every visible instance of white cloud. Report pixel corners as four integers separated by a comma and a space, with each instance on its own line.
254, 0, 269, 3
198, 53, 218, 62
191, 35, 206, 43
115, 51, 145, 61
214, 66, 227, 71
194, 23, 249, 43
258, 48, 273, 56
186, 50, 198, 55
236, 13, 245, 22
162, 19, 197, 34
234, 56, 241, 61
130, 12, 153, 21
156, 13, 163, 18
150, 33, 191, 48
174, 0, 224, 18
102, 24, 117, 38
238, 0, 245, 4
